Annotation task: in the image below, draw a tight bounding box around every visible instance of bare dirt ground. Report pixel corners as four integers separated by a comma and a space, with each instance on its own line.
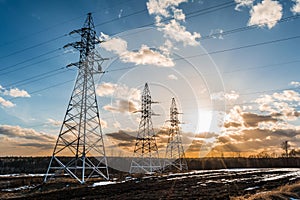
1, 168, 300, 200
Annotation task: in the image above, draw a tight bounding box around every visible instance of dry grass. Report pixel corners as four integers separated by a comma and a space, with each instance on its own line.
232, 182, 300, 200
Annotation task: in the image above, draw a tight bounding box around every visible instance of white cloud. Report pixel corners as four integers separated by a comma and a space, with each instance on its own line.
173, 8, 186, 21
47, 118, 61, 126
159, 39, 174, 56
290, 81, 300, 87
273, 90, 300, 102
121, 45, 174, 67
100, 119, 108, 129
211, 91, 239, 101
210, 92, 224, 101
100, 33, 127, 55
0, 125, 56, 155
96, 82, 141, 101
98, 83, 141, 114
103, 99, 138, 113
291, 0, 300, 14
248, 0, 283, 29
159, 19, 200, 46
118, 9, 123, 18
224, 106, 244, 126
224, 91, 240, 101
209, 29, 224, 40
255, 94, 277, 113
168, 74, 178, 80
255, 94, 273, 104
147, 0, 200, 46
100, 33, 174, 67
97, 82, 141, 115
147, 0, 187, 17
0, 97, 15, 108
96, 82, 118, 97
4, 88, 30, 98
255, 90, 300, 121
113, 121, 121, 129
273, 101, 297, 121
0, 125, 55, 142
234, 0, 255, 11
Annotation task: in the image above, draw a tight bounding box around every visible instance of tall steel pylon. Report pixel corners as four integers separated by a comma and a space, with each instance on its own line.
163, 98, 188, 172
130, 83, 161, 174
44, 13, 109, 184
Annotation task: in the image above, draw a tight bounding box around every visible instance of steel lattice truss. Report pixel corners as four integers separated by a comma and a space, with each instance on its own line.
163, 98, 188, 172
130, 83, 161, 174
44, 13, 109, 184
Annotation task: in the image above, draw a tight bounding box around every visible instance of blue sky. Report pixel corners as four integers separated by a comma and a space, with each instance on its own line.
1, 0, 300, 157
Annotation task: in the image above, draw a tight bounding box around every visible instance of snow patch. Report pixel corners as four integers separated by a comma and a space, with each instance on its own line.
1, 185, 36, 192
262, 170, 300, 181
245, 186, 260, 191
92, 181, 117, 187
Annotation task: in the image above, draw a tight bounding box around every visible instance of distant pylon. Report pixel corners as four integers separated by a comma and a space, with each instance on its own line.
130, 83, 161, 174
44, 13, 109, 184
163, 98, 188, 172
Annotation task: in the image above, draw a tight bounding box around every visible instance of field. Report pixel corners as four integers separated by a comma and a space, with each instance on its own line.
1, 168, 300, 199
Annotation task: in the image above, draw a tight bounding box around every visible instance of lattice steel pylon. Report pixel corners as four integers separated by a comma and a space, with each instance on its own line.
44, 13, 109, 184
130, 83, 161, 174
163, 98, 188, 172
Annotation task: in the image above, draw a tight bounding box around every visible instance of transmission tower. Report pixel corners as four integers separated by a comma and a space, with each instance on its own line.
130, 83, 161, 174
163, 98, 188, 172
44, 13, 109, 184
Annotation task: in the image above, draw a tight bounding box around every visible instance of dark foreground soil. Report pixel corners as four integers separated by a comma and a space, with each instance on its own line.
1, 169, 300, 200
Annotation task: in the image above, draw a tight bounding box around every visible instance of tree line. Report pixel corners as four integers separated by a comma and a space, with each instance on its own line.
0, 156, 300, 175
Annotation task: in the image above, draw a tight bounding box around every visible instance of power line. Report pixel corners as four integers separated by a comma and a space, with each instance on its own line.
108, 3, 300, 44
0, 48, 63, 73
0, 8, 147, 61
179, 34, 300, 60
201, 14, 300, 40
2, 0, 297, 72
29, 79, 73, 95
0, 2, 146, 62
5, 13, 298, 79
0, 0, 140, 48
0, 55, 63, 77
0, 35, 67, 60
8, 30, 292, 90
3, 67, 68, 88
3, 4, 300, 102
0, 1, 234, 61
223, 59, 300, 74
7, 79, 74, 101
100, 33, 300, 74
111, 1, 235, 38
239, 86, 300, 97
155, 86, 300, 111
94, 9, 147, 28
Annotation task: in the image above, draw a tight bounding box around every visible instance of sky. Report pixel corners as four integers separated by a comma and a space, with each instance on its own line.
1, 0, 300, 159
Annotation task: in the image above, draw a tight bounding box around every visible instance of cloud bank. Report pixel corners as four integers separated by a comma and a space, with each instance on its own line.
0, 85, 30, 108
147, 0, 201, 46
248, 0, 282, 29
100, 33, 174, 67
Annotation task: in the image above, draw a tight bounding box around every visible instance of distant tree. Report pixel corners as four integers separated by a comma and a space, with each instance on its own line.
248, 154, 256, 158
281, 141, 290, 157
270, 152, 278, 158
257, 151, 270, 158
288, 149, 300, 157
